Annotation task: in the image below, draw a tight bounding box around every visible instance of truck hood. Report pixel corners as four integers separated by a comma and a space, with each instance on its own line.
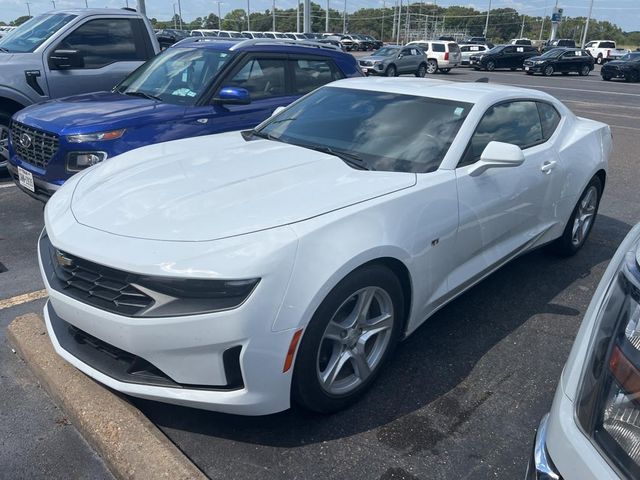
70, 132, 416, 242
13, 92, 185, 135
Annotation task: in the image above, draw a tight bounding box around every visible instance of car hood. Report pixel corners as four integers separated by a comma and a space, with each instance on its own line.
70, 132, 416, 242
359, 55, 390, 62
13, 92, 185, 135
526, 55, 546, 62
602, 60, 630, 67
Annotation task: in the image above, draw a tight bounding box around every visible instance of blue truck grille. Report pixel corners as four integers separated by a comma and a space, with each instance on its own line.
11, 121, 59, 169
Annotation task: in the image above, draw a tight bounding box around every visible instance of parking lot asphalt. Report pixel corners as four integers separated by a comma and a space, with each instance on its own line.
1, 62, 639, 479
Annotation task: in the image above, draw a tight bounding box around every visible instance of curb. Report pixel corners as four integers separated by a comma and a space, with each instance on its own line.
7, 313, 207, 480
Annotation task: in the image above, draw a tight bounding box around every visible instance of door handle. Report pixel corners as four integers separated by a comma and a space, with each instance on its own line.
541, 160, 556, 174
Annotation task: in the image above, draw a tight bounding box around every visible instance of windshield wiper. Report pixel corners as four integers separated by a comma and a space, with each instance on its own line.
305, 144, 373, 171
248, 130, 280, 142
123, 90, 162, 101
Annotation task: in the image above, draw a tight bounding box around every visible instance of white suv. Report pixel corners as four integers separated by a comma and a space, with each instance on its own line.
406, 40, 461, 73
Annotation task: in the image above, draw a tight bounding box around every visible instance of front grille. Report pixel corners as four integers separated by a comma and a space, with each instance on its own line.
524, 60, 534, 66
40, 233, 154, 316
11, 121, 59, 169
359, 60, 374, 67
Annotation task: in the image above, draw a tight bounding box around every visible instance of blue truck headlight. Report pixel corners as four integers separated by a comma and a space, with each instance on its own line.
66, 151, 107, 172
67, 129, 125, 143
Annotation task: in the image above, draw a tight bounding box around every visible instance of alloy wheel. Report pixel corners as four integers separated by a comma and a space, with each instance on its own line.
0, 124, 9, 168
316, 286, 394, 396
571, 186, 598, 247
426, 60, 438, 74
544, 65, 554, 76
486, 61, 495, 71
386, 65, 396, 77
581, 65, 590, 76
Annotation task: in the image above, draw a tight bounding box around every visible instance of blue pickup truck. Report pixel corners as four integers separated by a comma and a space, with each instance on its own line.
8, 38, 361, 201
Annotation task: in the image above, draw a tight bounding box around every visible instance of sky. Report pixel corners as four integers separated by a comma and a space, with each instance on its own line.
2, 0, 639, 32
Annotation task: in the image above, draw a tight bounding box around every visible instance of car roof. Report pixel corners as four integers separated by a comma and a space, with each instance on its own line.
172, 37, 347, 57
45, 8, 142, 16
328, 77, 556, 105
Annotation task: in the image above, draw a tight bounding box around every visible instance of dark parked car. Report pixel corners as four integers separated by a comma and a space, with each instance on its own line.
470, 44, 538, 71
542, 38, 576, 53
601, 51, 640, 82
524, 48, 594, 76
156, 29, 189, 49
362, 34, 383, 50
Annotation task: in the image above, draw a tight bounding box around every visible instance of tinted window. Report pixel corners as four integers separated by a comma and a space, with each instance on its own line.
462, 101, 543, 166
601, 41, 615, 48
448, 43, 460, 53
0, 13, 76, 53
256, 87, 472, 173
503, 46, 515, 53
60, 18, 144, 69
292, 58, 342, 94
225, 58, 287, 100
432, 43, 445, 52
537, 102, 561, 141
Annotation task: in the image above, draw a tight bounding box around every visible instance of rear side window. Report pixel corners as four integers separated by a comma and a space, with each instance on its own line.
225, 57, 287, 100
59, 18, 144, 69
461, 101, 543, 166
537, 102, 561, 141
448, 43, 460, 53
432, 43, 445, 52
601, 41, 616, 49
292, 58, 343, 94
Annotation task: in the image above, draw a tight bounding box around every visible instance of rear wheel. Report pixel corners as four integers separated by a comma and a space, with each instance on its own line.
385, 64, 397, 77
292, 265, 404, 413
579, 65, 590, 76
485, 60, 496, 71
550, 176, 602, 257
543, 65, 554, 76
426, 59, 438, 74
596, 54, 604, 65
415, 63, 427, 77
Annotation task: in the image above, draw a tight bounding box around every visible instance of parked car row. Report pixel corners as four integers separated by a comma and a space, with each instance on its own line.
359, 41, 461, 76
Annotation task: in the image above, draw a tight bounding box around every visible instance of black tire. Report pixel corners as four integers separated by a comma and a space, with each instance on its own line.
550, 176, 602, 257
579, 65, 590, 76
562, 72, 569, 75
510, 67, 517, 71
485, 60, 495, 71
543, 65, 554, 76
526, 71, 534, 75
292, 264, 404, 413
596, 54, 603, 65
385, 64, 397, 77
602, 74, 611, 81
415, 63, 427, 77
0, 109, 11, 169
439, 68, 451, 73
426, 59, 438, 74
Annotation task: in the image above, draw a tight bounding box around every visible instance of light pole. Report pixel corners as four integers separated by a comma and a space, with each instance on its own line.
303, 0, 310, 32
581, 0, 593, 47
247, 0, 250, 30
173, 3, 177, 29
381, 0, 385, 41
342, 0, 346, 33
272, 0, 276, 32
25, 2, 31, 16
297, 0, 300, 33
519, 14, 525, 38
539, 0, 547, 41
215, 2, 223, 29
326, 0, 330, 33
84, 0, 88, 7
177, 0, 183, 29
483, 0, 491, 37
396, 0, 401, 44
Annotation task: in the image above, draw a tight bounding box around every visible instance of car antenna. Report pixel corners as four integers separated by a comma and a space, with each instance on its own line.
475, 77, 489, 83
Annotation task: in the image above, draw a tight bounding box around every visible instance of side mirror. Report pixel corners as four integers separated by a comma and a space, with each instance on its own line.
49, 49, 84, 70
468, 141, 525, 176
398, 53, 404, 59
271, 105, 286, 117
214, 87, 251, 105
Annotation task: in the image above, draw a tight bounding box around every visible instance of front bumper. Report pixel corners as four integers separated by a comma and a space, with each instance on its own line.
524, 64, 544, 73
526, 413, 563, 480
601, 68, 626, 79
7, 161, 59, 202
360, 65, 385, 76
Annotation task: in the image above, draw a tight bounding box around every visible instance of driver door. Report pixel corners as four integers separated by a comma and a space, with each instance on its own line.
449, 100, 559, 292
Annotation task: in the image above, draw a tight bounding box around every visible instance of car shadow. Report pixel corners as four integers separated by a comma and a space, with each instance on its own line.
133, 213, 631, 448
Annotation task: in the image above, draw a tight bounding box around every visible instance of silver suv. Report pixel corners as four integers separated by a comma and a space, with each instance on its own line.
0, 9, 159, 168
358, 45, 428, 77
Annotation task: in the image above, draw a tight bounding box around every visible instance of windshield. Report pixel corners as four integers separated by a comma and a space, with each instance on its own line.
621, 52, 640, 62
116, 47, 233, 106
255, 87, 472, 173
373, 47, 399, 56
541, 48, 564, 58
0, 13, 76, 53
485, 45, 504, 54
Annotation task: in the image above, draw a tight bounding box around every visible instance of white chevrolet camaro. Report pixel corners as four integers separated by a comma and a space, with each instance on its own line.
40, 78, 611, 415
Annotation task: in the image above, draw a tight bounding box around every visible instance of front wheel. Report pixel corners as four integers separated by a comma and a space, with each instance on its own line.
292, 265, 404, 413
543, 65, 554, 76
602, 74, 611, 81
0, 110, 11, 169
385, 65, 397, 77
550, 176, 602, 257
579, 65, 591, 76
485, 60, 496, 71
597, 54, 604, 65
415, 63, 427, 77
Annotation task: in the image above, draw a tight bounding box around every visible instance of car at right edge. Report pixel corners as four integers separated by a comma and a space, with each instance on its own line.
527, 224, 640, 480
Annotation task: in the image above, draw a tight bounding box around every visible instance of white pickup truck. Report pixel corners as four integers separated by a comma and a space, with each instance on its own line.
585, 40, 630, 64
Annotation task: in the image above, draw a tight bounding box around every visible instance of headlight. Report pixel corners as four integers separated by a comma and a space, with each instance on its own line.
577, 238, 640, 478
534, 60, 545, 64
66, 151, 107, 172
67, 129, 125, 143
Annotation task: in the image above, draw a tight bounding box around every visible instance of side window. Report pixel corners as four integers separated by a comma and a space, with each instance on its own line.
224, 57, 287, 100
503, 46, 515, 54
561, 50, 575, 58
432, 43, 445, 53
460, 101, 543, 167
537, 102, 561, 141
400, 48, 411, 56
292, 58, 343, 94
58, 18, 143, 69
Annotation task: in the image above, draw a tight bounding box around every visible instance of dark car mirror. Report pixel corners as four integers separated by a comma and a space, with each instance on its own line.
49, 49, 84, 70
397, 53, 404, 58
214, 87, 251, 105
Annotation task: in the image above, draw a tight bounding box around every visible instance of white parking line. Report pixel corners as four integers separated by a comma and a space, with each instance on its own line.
0, 183, 16, 189
496, 82, 640, 98
0, 290, 48, 311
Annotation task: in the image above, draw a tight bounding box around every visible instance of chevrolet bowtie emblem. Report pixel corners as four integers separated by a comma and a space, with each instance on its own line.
55, 250, 74, 268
